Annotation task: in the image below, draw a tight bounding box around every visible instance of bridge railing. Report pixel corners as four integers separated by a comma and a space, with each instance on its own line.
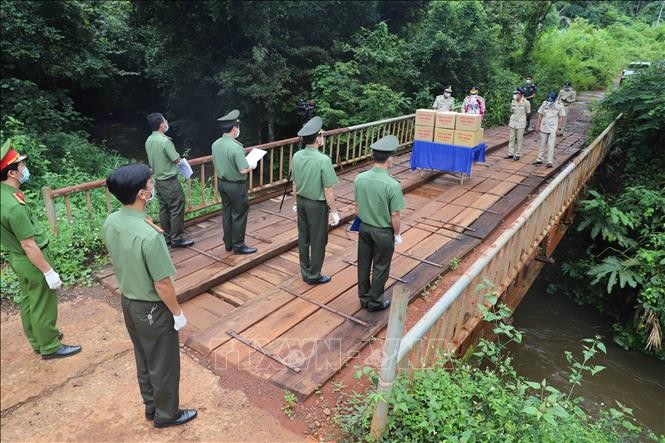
369, 115, 621, 438
42, 114, 415, 234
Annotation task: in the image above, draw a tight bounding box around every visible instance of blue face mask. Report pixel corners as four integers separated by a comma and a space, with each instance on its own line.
19, 167, 30, 183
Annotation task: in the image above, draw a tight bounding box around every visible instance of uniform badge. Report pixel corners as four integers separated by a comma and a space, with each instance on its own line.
12, 191, 26, 205
145, 216, 164, 233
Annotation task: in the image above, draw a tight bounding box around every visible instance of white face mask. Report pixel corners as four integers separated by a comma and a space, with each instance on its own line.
513, 94, 518, 100
444, 92, 451, 98
234, 127, 240, 139
525, 79, 532, 84
18, 166, 30, 183
142, 188, 155, 203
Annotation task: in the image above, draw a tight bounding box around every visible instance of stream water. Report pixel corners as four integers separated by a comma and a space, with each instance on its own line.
509, 276, 665, 435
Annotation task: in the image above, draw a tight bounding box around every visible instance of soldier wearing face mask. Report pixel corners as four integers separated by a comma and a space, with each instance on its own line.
522, 75, 537, 130
145, 112, 193, 248
432, 86, 455, 111
534, 92, 566, 168
557, 81, 576, 131
212, 109, 258, 255
0, 139, 82, 359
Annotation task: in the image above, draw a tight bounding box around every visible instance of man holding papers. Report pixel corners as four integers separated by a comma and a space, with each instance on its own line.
145, 112, 193, 248
212, 109, 258, 254
292, 116, 339, 285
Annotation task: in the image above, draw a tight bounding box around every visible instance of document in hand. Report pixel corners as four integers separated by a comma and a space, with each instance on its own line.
178, 158, 193, 179
349, 216, 361, 232
246, 148, 267, 166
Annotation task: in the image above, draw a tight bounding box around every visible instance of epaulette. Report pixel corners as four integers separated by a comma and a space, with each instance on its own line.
145, 216, 164, 233
12, 191, 26, 205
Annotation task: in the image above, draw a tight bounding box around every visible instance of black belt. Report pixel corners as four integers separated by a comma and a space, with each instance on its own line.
219, 177, 246, 184
296, 195, 326, 203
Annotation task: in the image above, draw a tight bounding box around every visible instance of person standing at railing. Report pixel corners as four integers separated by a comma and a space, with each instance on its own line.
0, 139, 82, 359
533, 92, 566, 168
291, 116, 340, 285
145, 112, 194, 248
212, 109, 258, 255
432, 86, 455, 111
354, 135, 406, 312
103, 163, 197, 428
506, 87, 531, 161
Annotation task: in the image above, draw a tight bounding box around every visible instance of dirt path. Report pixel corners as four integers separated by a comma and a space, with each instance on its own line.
0, 288, 305, 442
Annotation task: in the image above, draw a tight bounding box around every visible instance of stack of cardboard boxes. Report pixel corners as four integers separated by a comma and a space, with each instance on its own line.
414, 109, 484, 147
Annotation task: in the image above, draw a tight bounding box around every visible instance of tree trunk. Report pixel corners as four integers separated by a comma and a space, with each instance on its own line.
268, 113, 275, 142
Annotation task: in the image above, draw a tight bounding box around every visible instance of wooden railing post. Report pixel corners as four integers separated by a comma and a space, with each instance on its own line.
370, 284, 410, 440
42, 186, 59, 236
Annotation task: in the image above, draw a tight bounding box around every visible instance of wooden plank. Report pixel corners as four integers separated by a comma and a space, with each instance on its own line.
247, 265, 291, 286
209, 281, 259, 306
189, 292, 236, 318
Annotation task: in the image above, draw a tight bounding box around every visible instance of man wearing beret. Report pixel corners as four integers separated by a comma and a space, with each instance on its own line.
145, 112, 193, 248
0, 139, 82, 359
354, 135, 406, 312
292, 116, 340, 285
212, 109, 258, 254
103, 163, 196, 427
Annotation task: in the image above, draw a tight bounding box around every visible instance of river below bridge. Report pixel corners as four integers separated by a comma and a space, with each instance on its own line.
508, 268, 665, 435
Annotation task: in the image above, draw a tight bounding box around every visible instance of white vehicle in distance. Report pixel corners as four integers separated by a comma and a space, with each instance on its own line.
620, 61, 651, 85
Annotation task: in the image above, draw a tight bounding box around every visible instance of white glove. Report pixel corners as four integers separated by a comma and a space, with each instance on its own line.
292, 204, 297, 213
248, 159, 258, 170
173, 311, 187, 331
394, 234, 402, 246
43, 268, 63, 289
330, 211, 340, 226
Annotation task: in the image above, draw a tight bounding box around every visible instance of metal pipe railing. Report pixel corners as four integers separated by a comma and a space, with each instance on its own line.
370, 114, 621, 439
41, 114, 415, 234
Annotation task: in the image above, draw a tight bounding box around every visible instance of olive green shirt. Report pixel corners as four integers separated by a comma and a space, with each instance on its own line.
0, 183, 49, 254
292, 146, 338, 201
211, 134, 249, 182
354, 167, 406, 228
145, 131, 179, 180
103, 207, 176, 301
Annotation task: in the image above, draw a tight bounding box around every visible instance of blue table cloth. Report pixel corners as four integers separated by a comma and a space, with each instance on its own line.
410, 141, 487, 176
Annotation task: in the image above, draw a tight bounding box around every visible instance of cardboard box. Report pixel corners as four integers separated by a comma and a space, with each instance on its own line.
434, 128, 455, 144
415, 109, 436, 127
414, 125, 434, 142
455, 113, 482, 131
454, 129, 481, 147
478, 127, 485, 143
435, 111, 457, 129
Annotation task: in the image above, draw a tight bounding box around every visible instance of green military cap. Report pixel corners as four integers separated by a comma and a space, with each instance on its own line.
297, 116, 323, 137
370, 135, 399, 152
1, 138, 27, 171
216, 109, 240, 124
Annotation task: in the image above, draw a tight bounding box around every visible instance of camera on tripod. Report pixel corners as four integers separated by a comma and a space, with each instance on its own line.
296, 98, 316, 124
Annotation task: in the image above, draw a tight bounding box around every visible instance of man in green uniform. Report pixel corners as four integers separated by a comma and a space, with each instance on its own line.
292, 116, 340, 285
534, 92, 566, 168
211, 109, 257, 254
145, 112, 193, 248
354, 135, 406, 312
103, 163, 197, 428
0, 140, 81, 359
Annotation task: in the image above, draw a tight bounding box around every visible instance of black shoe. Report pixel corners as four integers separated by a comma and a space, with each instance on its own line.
546, 162, 553, 168
505, 155, 513, 159
306, 275, 332, 285
33, 332, 64, 354
146, 411, 155, 421
532, 160, 543, 165
513, 155, 520, 161
171, 238, 194, 248
233, 245, 257, 255
41, 344, 82, 360
367, 300, 391, 312
154, 409, 198, 428
225, 245, 232, 252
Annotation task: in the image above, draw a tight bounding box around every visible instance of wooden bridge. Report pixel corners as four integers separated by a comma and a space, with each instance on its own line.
46, 93, 615, 400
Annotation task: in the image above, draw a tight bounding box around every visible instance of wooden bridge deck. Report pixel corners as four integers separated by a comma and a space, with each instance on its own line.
96, 124, 587, 399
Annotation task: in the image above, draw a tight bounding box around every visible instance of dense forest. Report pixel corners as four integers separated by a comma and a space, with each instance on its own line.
1, 1, 664, 439
1, 1, 664, 355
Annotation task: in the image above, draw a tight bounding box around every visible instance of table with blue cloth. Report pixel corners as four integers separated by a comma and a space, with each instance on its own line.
410, 141, 487, 179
